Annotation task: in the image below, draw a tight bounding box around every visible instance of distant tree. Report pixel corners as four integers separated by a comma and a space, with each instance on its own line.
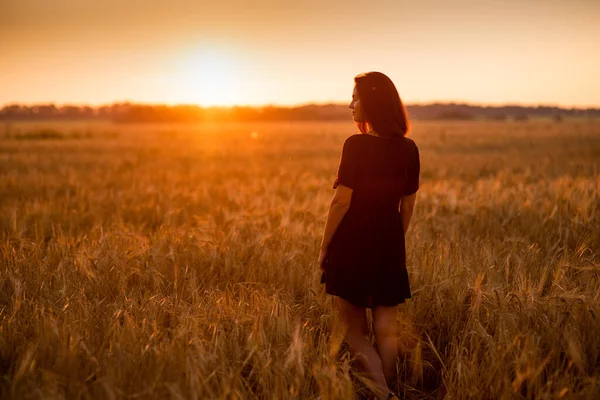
33, 104, 58, 118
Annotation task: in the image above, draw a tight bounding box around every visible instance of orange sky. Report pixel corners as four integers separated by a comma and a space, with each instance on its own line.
2, 0, 600, 107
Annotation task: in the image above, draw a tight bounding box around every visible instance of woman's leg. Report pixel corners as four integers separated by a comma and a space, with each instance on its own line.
336, 297, 391, 399
372, 305, 399, 386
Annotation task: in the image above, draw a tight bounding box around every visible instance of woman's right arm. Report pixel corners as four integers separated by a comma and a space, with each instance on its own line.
400, 193, 417, 234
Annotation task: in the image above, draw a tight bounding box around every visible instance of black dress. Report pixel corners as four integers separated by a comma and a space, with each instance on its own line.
322, 133, 420, 308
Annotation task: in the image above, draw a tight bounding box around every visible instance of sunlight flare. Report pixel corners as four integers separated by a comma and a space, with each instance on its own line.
174, 49, 246, 106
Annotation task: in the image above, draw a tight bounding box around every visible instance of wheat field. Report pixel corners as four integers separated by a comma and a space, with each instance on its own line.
1, 120, 599, 399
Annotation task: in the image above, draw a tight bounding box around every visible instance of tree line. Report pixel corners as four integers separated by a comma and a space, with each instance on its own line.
1, 102, 598, 122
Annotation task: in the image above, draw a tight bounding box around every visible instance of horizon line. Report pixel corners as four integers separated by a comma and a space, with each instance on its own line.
2, 100, 600, 110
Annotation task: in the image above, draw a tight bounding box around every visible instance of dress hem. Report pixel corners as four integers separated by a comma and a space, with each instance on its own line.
324, 289, 410, 309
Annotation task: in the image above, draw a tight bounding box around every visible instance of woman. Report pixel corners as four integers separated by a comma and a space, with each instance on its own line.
319, 71, 419, 400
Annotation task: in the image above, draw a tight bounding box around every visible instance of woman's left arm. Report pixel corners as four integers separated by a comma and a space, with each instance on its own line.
319, 184, 353, 269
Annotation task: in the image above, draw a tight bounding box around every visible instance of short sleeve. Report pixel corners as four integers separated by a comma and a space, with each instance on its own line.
404, 141, 420, 195
333, 137, 359, 189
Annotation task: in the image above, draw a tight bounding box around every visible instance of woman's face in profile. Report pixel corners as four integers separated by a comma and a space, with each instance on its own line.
349, 86, 365, 122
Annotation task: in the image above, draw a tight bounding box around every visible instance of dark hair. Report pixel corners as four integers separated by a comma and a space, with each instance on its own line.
354, 71, 410, 137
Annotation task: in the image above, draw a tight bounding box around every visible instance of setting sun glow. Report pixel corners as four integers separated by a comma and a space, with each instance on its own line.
170, 49, 246, 106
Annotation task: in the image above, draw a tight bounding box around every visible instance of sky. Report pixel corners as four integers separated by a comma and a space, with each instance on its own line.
2, 0, 600, 107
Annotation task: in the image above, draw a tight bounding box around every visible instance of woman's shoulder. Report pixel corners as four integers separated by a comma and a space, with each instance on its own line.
403, 136, 418, 149
344, 133, 364, 144
343, 134, 418, 153
341, 134, 365, 152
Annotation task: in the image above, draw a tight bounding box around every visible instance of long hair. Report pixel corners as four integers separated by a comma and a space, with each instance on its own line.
354, 72, 410, 137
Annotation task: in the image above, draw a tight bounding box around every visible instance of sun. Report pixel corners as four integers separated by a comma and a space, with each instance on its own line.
174, 49, 246, 106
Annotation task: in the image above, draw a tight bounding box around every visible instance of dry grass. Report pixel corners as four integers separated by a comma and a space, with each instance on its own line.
1, 120, 599, 399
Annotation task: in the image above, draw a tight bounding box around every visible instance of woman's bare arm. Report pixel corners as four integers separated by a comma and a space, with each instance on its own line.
399, 193, 417, 235
320, 184, 353, 253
